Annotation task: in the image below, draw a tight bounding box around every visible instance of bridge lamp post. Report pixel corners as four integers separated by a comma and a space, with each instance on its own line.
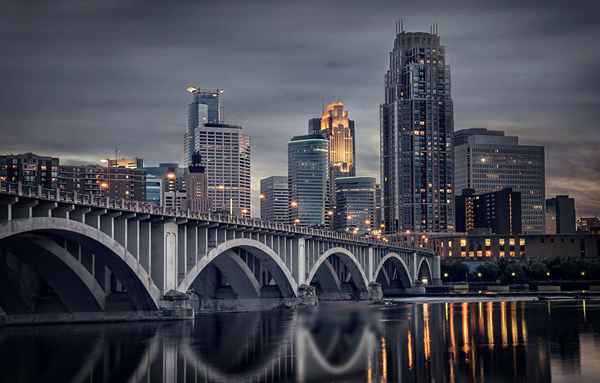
293, 218, 300, 225
241, 208, 248, 217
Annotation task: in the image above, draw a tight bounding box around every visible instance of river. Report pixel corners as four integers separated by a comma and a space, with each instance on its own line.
1, 299, 599, 382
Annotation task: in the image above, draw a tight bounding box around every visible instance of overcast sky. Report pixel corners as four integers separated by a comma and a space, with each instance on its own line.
1, 0, 599, 217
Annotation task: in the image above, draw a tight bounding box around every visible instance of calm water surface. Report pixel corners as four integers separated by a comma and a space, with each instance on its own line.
1, 299, 599, 382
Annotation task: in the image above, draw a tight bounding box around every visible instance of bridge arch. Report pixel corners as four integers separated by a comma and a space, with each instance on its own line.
0, 217, 161, 311
179, 238, 298, 298
373, 253, 413, 289
307, 247, 369, 296
416, 257, 433, 283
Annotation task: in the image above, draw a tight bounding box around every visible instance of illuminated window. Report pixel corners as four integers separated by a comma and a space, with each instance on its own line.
499, 251, 505, 257
460, 251, 467, 257
448, 241, 452, 247
509, 251, 516, 257
499, 239, 505, 246
519, 239, 526, 246
476, 251, 483, 257
448, 250, 453, 257
509, 238, 516, 246
485, 250, 492, 257
468, 251, 475, 257
460, 239, 467, 247
484, 239, 491, 246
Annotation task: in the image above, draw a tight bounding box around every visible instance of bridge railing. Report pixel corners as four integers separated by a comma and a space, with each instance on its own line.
0, 180, 434, 255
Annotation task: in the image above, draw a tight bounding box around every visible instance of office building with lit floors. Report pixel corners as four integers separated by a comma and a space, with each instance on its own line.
58, 165, 146, 201
454, 128, 545, 233
0, 152, 59, 189
455, 188, 522, 235
194, 122, 251, 216
185, 151, 210, 213
184, 86, 224, 166
334, 176, 376, 234
144, 163, 187, 209
260, 176, 289, 223
380, 25, 455, 234
288, 134, 329, 226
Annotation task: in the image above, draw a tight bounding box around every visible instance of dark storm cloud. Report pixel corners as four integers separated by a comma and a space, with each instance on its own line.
1, 0, 599, 215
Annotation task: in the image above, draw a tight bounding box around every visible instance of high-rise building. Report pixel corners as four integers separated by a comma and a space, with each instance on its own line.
380, 25, 455, 234
334, 177, 376, 235
310, 102, 356, 178
374, 184, 383, 229
185, 151, 210, 213
546, 195, 576, 234
456, 188, 522, 235
184, 86, 224, 166
106, 158, 144, 169
58, 165, 146, 201
0, 153, 59, 189
194, 122, 251, 216
288, 134, 329, 226
454, 128, 545, 233
260, 176, 289, 223
144, 163, 187, 208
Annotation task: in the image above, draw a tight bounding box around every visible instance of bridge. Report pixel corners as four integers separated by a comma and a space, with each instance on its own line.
0, 181, 439, 322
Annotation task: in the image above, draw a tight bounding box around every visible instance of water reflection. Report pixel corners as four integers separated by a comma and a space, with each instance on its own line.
1, 299, 599, 382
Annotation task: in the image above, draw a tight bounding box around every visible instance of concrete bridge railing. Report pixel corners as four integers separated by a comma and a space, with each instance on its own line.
0, 181, 440, 321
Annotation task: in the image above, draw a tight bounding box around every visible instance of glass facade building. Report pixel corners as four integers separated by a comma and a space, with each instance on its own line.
546, 195, 576, 234
334, 176, 376, 234
184, 87, 223, 166
454, 128, 545, 234
288, 134, 329, 226
260, 176, 289, 223
380, 28, 455, 234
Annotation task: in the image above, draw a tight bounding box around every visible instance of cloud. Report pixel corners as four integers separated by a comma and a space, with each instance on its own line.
0, 0, 599, 216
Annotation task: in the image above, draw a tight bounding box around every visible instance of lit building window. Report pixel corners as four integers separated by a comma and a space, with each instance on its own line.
509, 251, 516, 257
484, 239, 491, 246
509, 238, 516, 246
519, 239, 526, 246
468, 251, 475, 257
448, 250, 453, 257
499, 251, 505, 257
448, 240, 452, 247
460, 239, 467, 247
485, 250, 492, 257
460, 251, 467, 257
476, 251, 483, 257
499, 239, 505, 246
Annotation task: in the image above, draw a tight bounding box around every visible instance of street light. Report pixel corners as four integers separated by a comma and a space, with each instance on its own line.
241, 208, 248, 217
293, 218, 300, 225
546, 271, 551, 277
259, 193, 266, 200
443, 272, 449, 278
581, 271, 586, 277
290, 201, 298, 208
477, 272, 482, 278
511, 272, 516, 277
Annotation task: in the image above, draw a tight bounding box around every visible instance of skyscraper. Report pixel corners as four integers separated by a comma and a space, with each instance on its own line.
186, 151, 210, 213
455, 188, 522, 235
288, 134, 329, 226
260, 176, 289, 223
334, 176, 376, 234
454, 128, 545, 233
184, 86, 224, 166
546, 195, 576, 234
380, 25, 455, 233
194, 122, 251, 216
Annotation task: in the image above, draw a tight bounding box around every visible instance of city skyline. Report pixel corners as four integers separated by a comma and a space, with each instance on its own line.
1, 1, 599, 217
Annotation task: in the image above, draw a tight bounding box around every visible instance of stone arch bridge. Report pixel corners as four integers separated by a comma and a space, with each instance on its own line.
0, 182, 439, 321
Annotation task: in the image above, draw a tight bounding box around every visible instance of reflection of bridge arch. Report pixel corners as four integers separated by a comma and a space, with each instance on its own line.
0, 217, 161, 312
178, 238, 298, 298
307, 247, 369, 296
180, 311, 296, 382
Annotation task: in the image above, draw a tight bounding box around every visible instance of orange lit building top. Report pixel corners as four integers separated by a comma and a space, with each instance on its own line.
319, 101, 355, 177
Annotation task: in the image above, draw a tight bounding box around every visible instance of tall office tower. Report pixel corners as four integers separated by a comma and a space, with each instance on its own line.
334, 176, 376, 234
194, 122, 251, 216
288, 134, 329, 226
260, 176, 289, 223
185, 151, 210, 213
374, 184, 383, 228
380, 25, 455, 234
546, 195, 576, 234
184, 86, 224, 166
311, 102, 356, 178
454, 128, 545, 233
0, 153, 59, 189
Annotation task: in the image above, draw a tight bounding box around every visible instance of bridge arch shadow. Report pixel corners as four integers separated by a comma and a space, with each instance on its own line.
307, 247, 369, 300
0, 217, 160, 315
179, 238, 298, 304
416, 257, 433, 284
374, 253, 413, 296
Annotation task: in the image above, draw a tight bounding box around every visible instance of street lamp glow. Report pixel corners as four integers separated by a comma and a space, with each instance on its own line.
293, 218, 300, 224
290, 201, 298, 208
259, 193, 265, 199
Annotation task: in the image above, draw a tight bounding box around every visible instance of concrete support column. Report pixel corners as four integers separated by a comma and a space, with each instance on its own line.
296, 238, 305, 285
85, 208, 107, 230
431, 255, 442, 286
412, 253, 418, 284
127, 217, 140, 260
114, 214, 134, 250
367, 247, 374, 282
52, 203, 74, 219
100, 212, 121, 238
151, 220, 178, 293
70, 207, 91, 224
139, 219, 152, 274
186, 225, 198, 273
0, 196, 18, 221
12, 200, 39, 219
177, 224, 187, 285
